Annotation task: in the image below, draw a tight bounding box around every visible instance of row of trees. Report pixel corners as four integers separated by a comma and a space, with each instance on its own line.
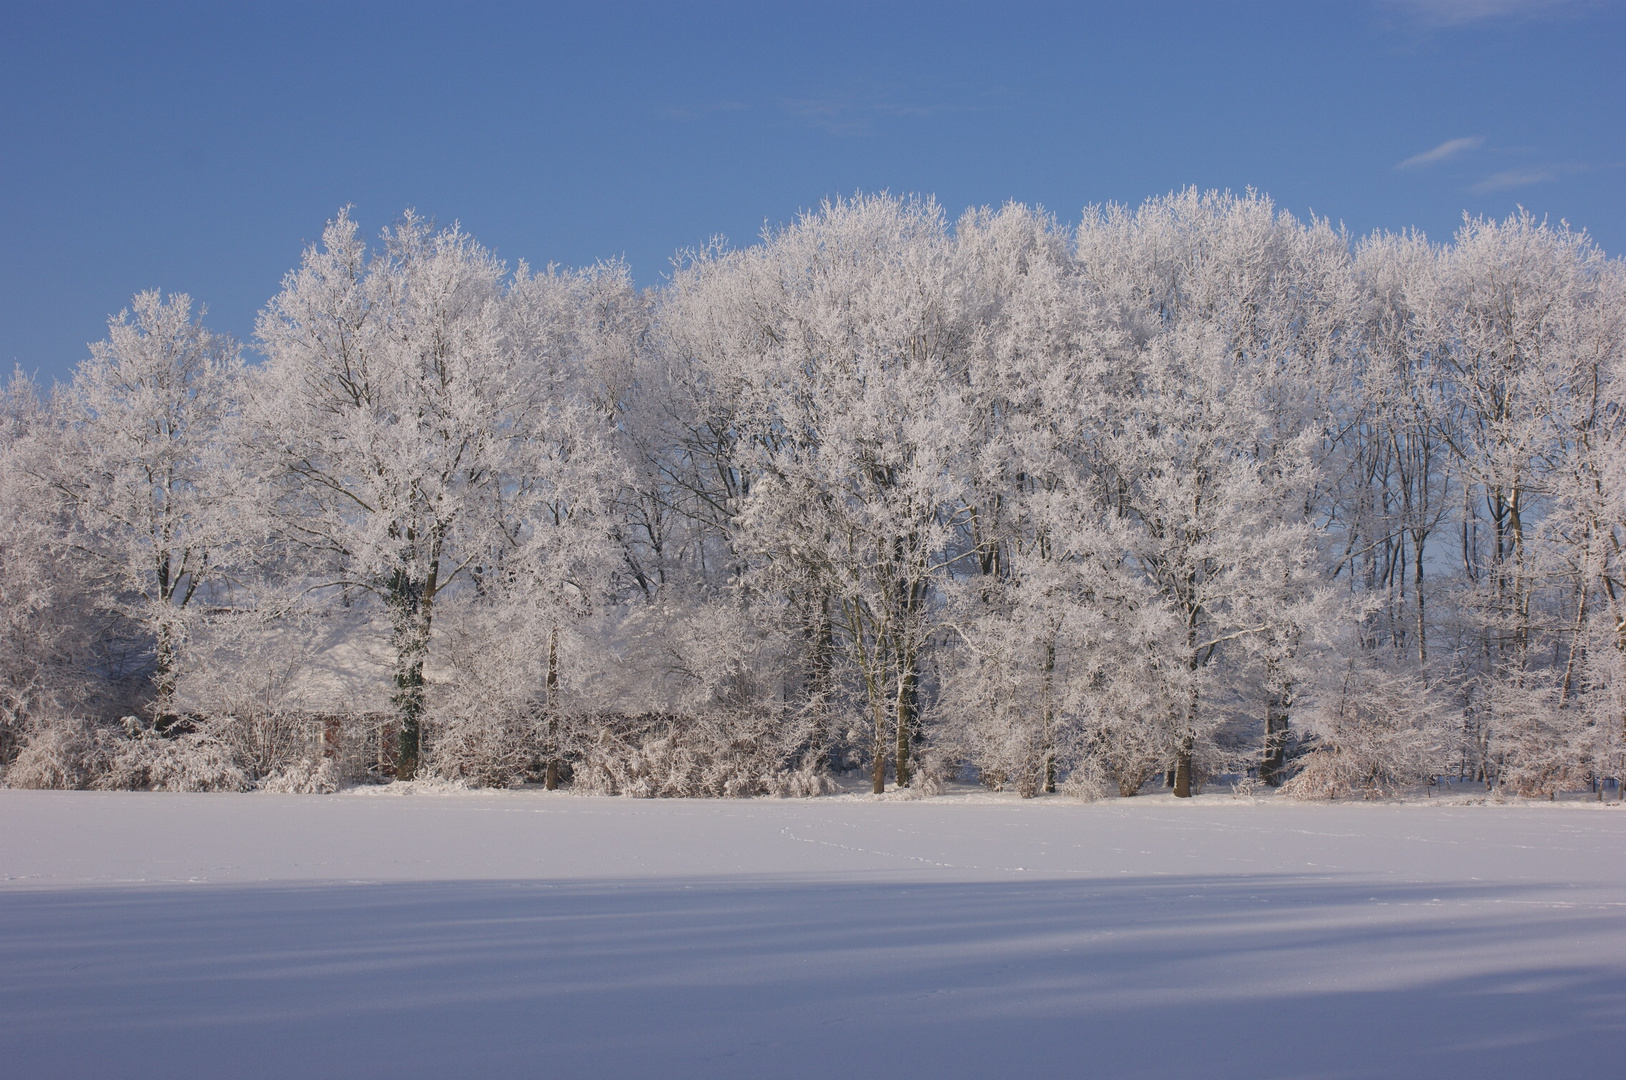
3, 190, 1623, 798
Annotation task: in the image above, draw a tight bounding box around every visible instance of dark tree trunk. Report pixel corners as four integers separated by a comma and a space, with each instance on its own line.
388, 565, 434, 782
1042, 638, 1057, 794
393, 653, 424, 781
1175, 635, 1200, 798
1261, 692, 1289, 785
1173, 734, 1194, 798
153, 619, 179, 709
544, 625, 560, 790
872, 694, 888, 794
894, 647, 918, 789
1413, 528, 1428, 666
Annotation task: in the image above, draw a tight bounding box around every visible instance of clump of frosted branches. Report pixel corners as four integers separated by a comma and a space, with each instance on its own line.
1284, 664, 1456, 799
562, 596, 834, 797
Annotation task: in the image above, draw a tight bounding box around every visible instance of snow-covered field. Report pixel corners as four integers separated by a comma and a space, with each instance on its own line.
2, 789, 1623, 1079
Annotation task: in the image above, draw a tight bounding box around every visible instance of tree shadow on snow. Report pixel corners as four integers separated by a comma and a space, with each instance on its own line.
2, 874, 1622, 1079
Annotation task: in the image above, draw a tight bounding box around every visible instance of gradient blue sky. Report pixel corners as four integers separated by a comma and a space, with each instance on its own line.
3, 0, 1622, 383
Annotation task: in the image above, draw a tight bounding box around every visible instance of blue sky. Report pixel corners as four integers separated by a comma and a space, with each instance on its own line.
3, 0, 1622, 384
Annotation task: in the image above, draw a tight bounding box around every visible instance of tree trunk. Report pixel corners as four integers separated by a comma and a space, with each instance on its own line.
1042, 638, 1057, 794
1261, 675, 1289, 786
1174, 658, 1199, 797
544, 625, 560, 790
1558, 584, 1588, 707
389, 549, 442, 781
393, 651, 425, 781
1173, 734, 1194, 798
1412, 528, 1428, 666
894, 646, 918, 789
388, 573, 433, 781
871, 693, 889, 794
152, 616, 180, 727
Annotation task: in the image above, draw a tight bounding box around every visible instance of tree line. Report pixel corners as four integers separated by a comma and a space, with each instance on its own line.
3, 189, 1623, 799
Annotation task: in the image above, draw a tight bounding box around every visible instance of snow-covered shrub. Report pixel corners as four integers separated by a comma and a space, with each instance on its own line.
424, 710, 540, 788
258, 756, 340, 794
960, 713, 1050, 795
936, 579, 1098, 798
1229, 774, 1264, 799
1284, 665, 1455, 800
1581, 630, 1626, 796
1082, 711, 1177, 797
1482, 680, 1593, 799
8, 713, 263, 792
3, 717, 121, 789
225, 712, 325, 784
1058, 753, 1114, 802
108, 716, 251, 792
766, 763, 839, 798
418, 599, 552, 787
570, 709, 831, 798
168, 608, 421, 787
1068, 659, 1213, 797
937, 545, 1263, 800
900, 735, 957, 796
939, 645, 1054, 796
172, 608, 383, 783
557, 593, 835, 797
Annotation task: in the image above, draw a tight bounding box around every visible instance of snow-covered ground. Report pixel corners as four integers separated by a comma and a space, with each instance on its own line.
2, 789, 1622, 1079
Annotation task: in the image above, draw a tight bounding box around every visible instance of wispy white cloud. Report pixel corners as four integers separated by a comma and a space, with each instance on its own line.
1396, 136, 1485, 170
1469, 167, 1562, 192
782, 81, 977, 136
1465, 159, 1624, 193
1385, 0, 1585, 27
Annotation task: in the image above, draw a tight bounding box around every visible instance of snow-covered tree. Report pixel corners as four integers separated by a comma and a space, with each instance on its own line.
8, 189, 1626, 800
663, 195, 981, 791
1431, 213, 1624, 789
252, 210, 619, 778
0, 372, 116, 769
1067, 191, 1353, 795
41, 292, 244, 714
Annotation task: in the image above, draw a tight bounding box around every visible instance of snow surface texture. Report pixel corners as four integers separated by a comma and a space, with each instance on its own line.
2, 791, 1623, 1079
